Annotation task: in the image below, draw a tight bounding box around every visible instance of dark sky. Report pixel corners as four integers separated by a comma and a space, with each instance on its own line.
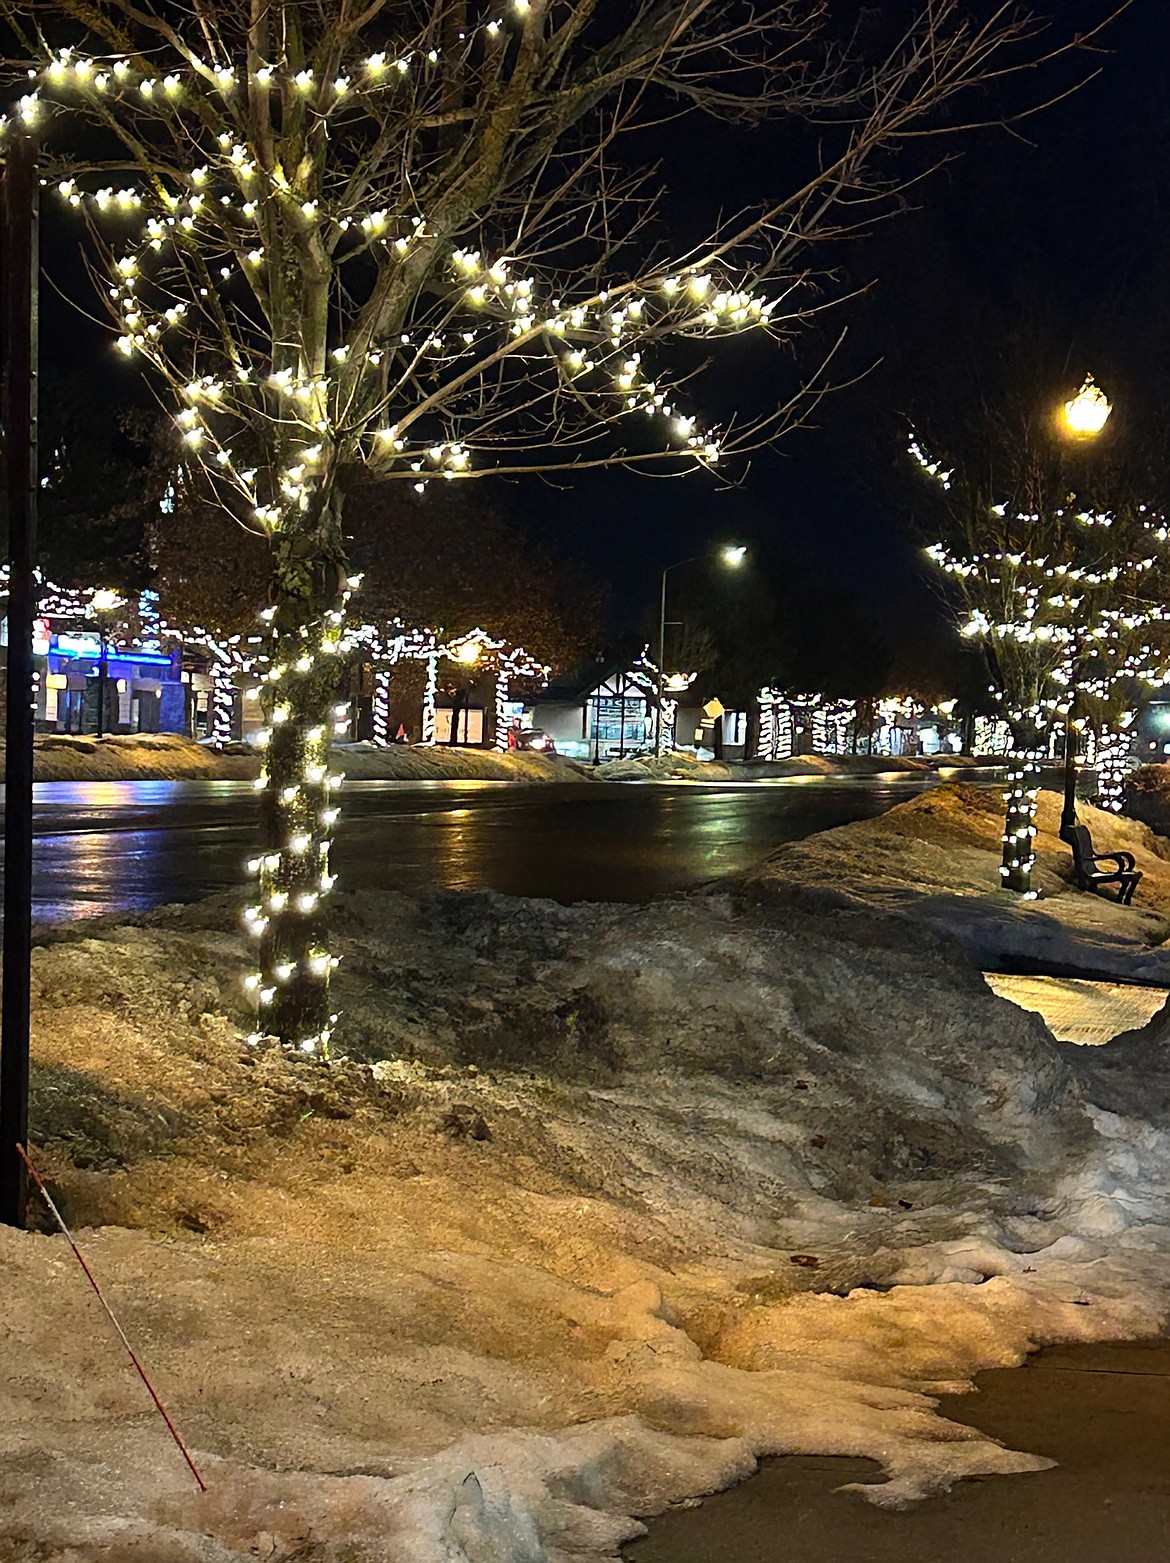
502, 0, 1170, 638
32, 0, 1170, 656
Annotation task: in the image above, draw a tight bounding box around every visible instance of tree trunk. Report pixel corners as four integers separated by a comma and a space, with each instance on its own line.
249, 524, 348, 1053
712, 713, 725, 760
491, 672, 508, 751
1095, 719, 1133, 813
372, 667, 391, 746
1000, 713, 1046, 896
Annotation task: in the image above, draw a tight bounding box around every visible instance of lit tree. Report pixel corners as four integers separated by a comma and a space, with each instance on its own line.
1, 0, 1092, 1047
917, 379, 1170, 893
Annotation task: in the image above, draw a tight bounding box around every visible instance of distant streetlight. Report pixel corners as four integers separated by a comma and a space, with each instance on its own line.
656, 545, 747, 757
1061, 375, 1111, 440
455, 640, 481, 665
90, 589, 121, 739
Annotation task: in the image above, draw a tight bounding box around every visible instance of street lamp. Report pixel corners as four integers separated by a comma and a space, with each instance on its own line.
1057, 375, 1110, 835
1060, 375, 1111, 440
655, 545, 747, 757
91, 588, 121, 739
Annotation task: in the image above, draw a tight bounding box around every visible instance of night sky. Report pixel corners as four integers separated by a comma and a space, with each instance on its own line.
504, 0, 1170, 638
31, 1, 1170, 659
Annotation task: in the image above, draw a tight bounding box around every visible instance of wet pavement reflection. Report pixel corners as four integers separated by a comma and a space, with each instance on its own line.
11, 775, 941, 921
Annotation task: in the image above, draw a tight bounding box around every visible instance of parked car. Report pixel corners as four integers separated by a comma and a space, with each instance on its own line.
513, 727, 557, 755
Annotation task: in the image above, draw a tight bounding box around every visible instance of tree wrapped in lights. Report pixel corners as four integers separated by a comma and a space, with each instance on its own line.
917, 381, 1170, 894
2, 0, 1086, 1047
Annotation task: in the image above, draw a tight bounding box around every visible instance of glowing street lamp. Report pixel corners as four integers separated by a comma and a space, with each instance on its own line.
1061, 375, 1111, 440
90, 588, 122, 739
655, 545, 748, 756
455, 640, 481, 666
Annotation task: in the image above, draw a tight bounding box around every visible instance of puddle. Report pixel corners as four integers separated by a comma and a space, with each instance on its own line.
982, 972, 1168, 1045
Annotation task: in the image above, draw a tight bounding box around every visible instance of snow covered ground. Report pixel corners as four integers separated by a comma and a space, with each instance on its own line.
25, 732, 258, 782
748, 782, 1170, 983
6, 784, 1170, 1561
595, 751, 932, 782
21, 732, 944, 786
20, 734, 590, 785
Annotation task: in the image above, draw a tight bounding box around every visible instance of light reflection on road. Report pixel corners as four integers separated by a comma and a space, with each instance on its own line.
8, 774, 944, 922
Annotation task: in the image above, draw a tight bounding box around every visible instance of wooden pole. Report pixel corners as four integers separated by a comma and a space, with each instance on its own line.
0, 136, 39, 1230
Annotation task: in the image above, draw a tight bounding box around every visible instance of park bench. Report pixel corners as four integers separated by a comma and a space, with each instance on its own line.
1060, 822, 1142, 905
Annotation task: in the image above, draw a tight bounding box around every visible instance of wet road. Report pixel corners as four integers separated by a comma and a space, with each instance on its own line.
17, 774, 941, 922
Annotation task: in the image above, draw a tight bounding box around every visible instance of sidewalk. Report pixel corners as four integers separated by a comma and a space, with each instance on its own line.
625, 1338, 1170, 1562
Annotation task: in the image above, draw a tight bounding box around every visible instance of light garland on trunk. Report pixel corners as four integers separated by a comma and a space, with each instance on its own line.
916, 427, 1170, 897
1, 0, 1008, 1054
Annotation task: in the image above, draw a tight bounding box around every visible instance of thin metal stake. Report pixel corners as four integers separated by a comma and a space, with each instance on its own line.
17, 1144, 208, 1492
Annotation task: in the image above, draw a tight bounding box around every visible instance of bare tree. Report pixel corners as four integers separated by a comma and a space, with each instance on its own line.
1, 0, 1104, 1047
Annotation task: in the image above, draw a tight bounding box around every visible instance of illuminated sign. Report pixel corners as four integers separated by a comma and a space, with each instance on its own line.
50, 633, 174, 667
54, 632, 101, 658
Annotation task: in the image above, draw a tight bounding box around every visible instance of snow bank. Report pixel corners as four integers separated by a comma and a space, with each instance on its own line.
19, 736, 592, 786
23, 731, 587, 785
595, 752, 930, 783
25, 732, 256, 782
8, 861, 1170, 1560
747, 782, 1170, 983
335, 741, 592, 783
22, 734, 940, 787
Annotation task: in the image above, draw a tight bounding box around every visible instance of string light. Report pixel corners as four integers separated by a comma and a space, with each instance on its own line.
916, 427, 1170, 892
11, 11, 811, 1058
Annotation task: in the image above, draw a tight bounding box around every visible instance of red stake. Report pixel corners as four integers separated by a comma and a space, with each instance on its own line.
17, 1143, 207, 1492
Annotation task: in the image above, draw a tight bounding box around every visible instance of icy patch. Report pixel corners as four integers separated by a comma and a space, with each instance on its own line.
983, 973, 1169, 1045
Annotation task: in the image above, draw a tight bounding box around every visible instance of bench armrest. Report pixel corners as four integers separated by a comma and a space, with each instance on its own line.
1094, 851, 1137, 872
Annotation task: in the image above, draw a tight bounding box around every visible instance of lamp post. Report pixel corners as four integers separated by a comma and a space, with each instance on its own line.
450, 637, 480, 745
91, 589, 121, 739
1057, 376, 1111, 837
0, 134, 38, 1230
655, 545, 746, 757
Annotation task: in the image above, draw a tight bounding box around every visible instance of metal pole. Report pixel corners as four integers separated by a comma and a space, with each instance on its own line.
96, 626, 108, 739
655, 566, 667, 758
1061, 701, 1078, 837
0, 138, 39, 1230
1061, 652, 1081, 839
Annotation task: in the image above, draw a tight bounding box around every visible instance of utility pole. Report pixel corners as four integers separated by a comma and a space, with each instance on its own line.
0, 136, 39, 1230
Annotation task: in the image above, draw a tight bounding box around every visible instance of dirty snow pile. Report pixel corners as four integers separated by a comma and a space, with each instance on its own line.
5, 789, 1170, 1561
25, 732, 257, 782
595, 752, 930, 782
748, 781, 1170, 984
23, 735, 592, 786
336, 741, 591, 783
